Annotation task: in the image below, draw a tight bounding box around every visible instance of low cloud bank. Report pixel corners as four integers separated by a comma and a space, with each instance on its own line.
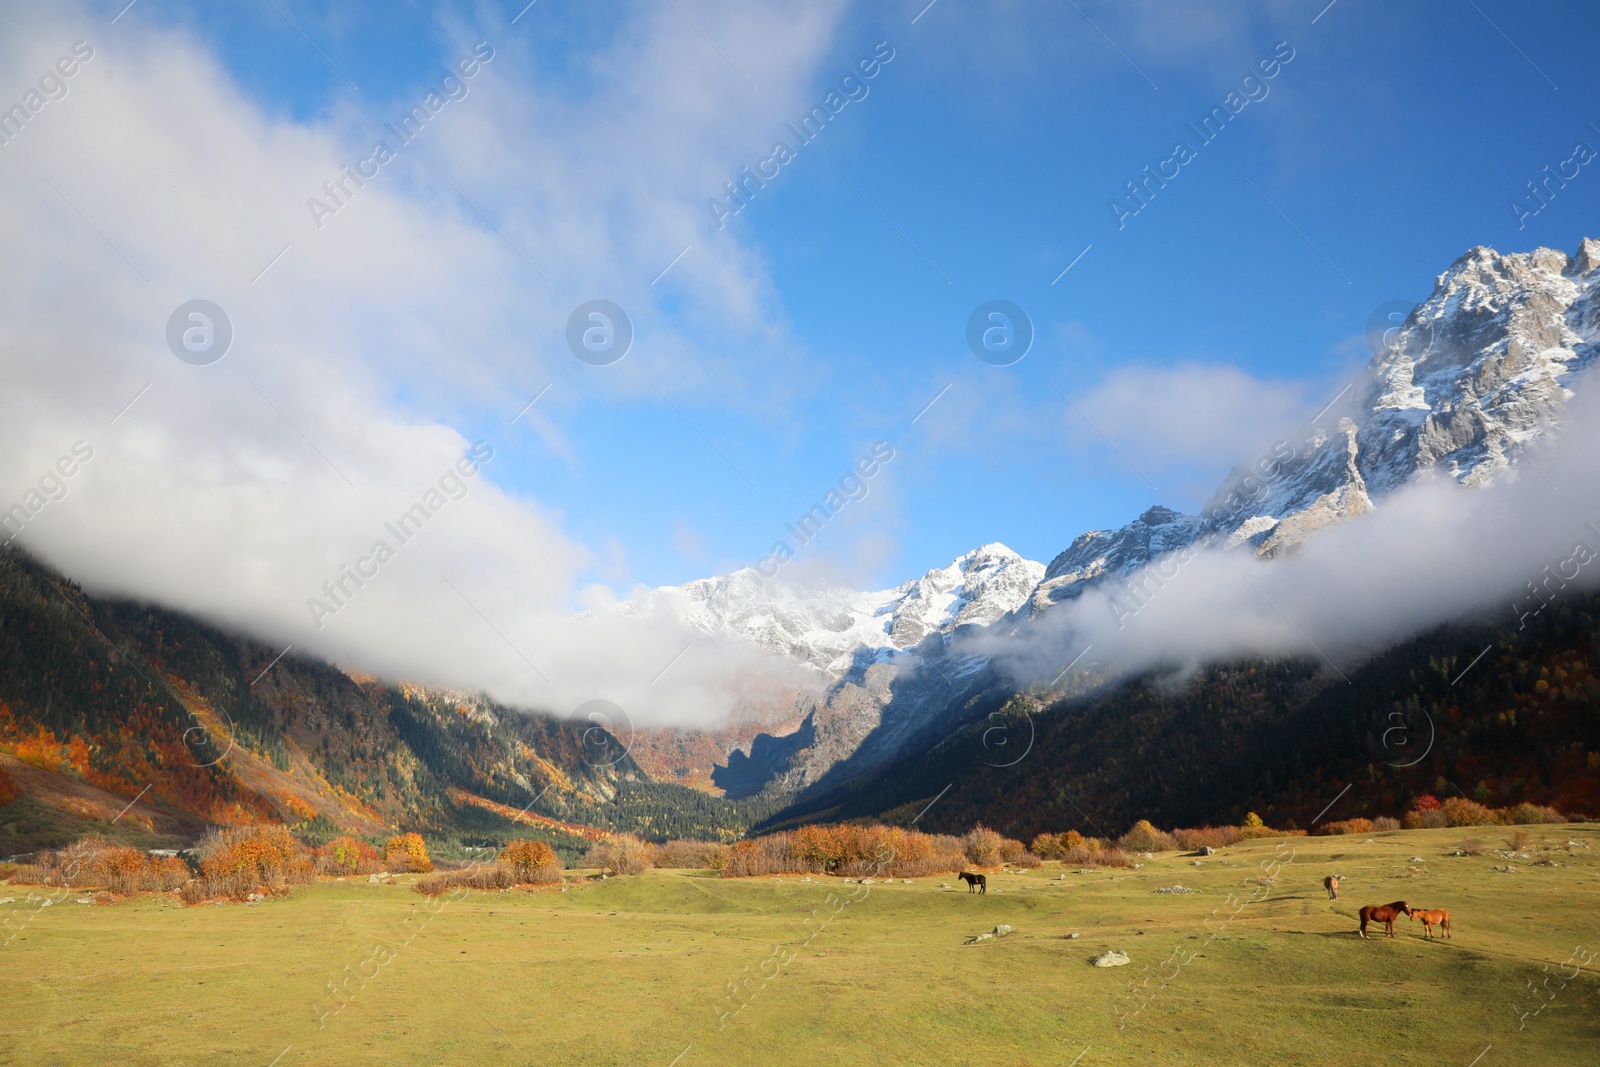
976, 377, 1600, 691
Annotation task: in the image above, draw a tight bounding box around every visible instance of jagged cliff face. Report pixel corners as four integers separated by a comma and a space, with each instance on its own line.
644, 543, 1045, 675
1038, 237, 1600, 604
640, 237, 1600, 800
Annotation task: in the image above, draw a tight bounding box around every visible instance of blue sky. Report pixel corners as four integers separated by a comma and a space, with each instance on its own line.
28, 0, 1600, 598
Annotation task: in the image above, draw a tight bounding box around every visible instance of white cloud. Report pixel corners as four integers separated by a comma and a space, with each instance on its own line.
978, 368, 1600, 689
0, 1, 851, 729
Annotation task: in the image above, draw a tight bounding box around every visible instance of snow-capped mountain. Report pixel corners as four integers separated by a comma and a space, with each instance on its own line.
643, 236, 1600, 801
1033, 236, 1600, 608
639, 543, 1045, 676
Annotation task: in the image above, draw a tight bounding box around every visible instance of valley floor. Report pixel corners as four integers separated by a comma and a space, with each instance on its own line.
2, 826, 1598, 1066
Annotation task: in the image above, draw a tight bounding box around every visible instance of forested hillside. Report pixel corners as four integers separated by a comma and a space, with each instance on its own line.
763, 594, 1600, 839
0, 549, 762, 853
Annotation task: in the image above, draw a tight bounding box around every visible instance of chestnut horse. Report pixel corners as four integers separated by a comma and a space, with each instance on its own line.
1409, 908, 1451, 939
1324, 875, 1339, 900
1358, 901, 1410, 939
959, 871, 987, 895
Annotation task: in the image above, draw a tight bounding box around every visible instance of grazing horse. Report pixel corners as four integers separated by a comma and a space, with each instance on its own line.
1358, 901, 1410, 939
1324, 875, 1340, 900
1409, 908, 1451, 940
958, 871, 987, 895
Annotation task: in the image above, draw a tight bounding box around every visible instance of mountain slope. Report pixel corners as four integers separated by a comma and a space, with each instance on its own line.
0, 550, 763, 852
760, 589, 1600, 838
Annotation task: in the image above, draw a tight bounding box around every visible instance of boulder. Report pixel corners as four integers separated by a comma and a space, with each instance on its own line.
992, 924, 1014, 937
1091, 950, 1130, 967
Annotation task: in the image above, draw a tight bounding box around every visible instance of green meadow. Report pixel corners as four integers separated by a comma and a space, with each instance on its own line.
3, 824, 1597, 1066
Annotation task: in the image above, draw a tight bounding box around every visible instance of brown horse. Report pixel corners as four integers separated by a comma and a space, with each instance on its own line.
958, 871, 987, 895
1358, 901, 1410, 939
1324, 875, 1339, 900
1409, 908, 1451, 939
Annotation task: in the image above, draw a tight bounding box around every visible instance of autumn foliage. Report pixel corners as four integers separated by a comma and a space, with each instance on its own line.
384, 832, 433, 873
1029, 830, 1129, 868
721, 824, 968, 879
582, 835, 653, 876
1400, 796, 1566, 830
0, 762, 18, 806
13, 837, 187, 895
648, 838, 731, 870
183, 825, 315, 903
414, 837, 564, 896
315, 836, 383, 876
500, 838, 562, 884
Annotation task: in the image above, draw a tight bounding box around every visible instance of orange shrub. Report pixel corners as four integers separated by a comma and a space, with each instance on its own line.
1503, 802, 1565, 824
720, 824, 966, 878
384, 832, 433, 873
1119, 820, 1177, 853
12, 837, 188, 895
188, 825, 314, 902
1439, 797, 1499, 827
1317, 818, 1375, 836
1171, 826, 1245, 850
501, 839, 563, 884
316, 836, 382, 876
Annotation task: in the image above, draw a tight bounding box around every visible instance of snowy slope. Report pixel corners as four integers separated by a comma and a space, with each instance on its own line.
1033, 236, 1600, 608
634, 544, 1045, 676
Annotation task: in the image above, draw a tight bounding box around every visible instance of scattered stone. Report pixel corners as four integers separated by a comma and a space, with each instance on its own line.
902, 880, 911, 884
76, 898, 91, 905
1091, 950, 1131, 967
1056, 874, 1067, 880
1493, 865, 1518, 873
368, 874, 382, 883
965, 933, 994, 945
1410, 857, 1424, 863
1156, 885, 1195, 894
802, 877, 813, 883
0, 898, 12, 905
1190, 860, 1203, 867
940, 883, 952, 889
992, 924, 1014, 937
1198, 846, 1217, 856
1067, 932, 1080, 939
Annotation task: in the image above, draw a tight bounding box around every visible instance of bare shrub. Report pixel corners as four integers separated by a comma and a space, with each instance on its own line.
583, 835, 653, 876
649, 839, 731, 870
415, 866, 518, 896
1059, 844, 1130, 868
1458, 837, 1485, 856
1372, 816, 1401, 832
1504, 829, 1532, 851
961, 826, 1005, 868
1403, 807, 1448, 830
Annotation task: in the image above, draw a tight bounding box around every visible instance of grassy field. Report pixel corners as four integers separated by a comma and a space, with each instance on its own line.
2, 824, 1598, 1066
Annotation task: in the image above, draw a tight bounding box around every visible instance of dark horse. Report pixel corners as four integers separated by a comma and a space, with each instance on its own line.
959, 872, 987, 895
1358, 901, 1410, 939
